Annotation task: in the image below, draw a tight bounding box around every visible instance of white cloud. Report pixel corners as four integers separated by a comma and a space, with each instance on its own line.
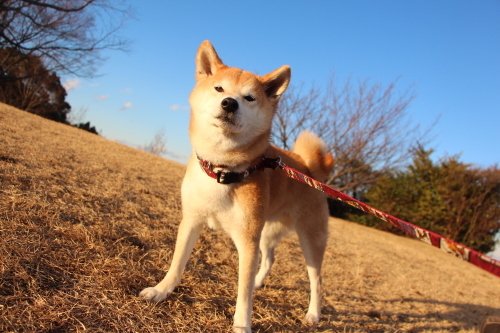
120, 102, 133, 111
89, 83, 99, 87
63, 78, 81, 91
120, 88, 133, 94
169, 104, 190, 112
95, 95, 110, 101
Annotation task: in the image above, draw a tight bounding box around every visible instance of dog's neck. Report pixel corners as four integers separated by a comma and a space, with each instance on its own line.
196, 154, 281, 184
191, 129, 271, 171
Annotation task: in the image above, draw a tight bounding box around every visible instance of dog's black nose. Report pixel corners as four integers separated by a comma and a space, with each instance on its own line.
221, 97, 238, 113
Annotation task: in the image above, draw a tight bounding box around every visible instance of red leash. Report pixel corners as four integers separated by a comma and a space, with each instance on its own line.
274, 158, 500, 278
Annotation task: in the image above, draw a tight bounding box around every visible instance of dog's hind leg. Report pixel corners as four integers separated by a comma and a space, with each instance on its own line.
139, 217, 203, 302
296, 216, 328, 324
254, 221, 289, 289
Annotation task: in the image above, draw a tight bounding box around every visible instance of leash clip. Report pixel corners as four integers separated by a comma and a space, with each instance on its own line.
275, 156, 286, 168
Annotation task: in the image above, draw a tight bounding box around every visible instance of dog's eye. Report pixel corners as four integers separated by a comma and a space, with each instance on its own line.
244, 95, 256, 102
214, 86, 224, 92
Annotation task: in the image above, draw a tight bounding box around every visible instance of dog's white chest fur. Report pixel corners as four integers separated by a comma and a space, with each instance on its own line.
181, 162, 243, 232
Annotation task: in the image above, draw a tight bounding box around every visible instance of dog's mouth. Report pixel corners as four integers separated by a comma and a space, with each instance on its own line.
215, 115, 235, 125
214, 111, 238, 127
212, 115, 244, 134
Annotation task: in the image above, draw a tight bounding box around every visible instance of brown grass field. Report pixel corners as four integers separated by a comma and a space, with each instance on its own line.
1, 102, 499, 333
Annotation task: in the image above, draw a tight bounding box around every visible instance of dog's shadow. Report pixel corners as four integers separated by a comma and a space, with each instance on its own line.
250, 285, 496, 332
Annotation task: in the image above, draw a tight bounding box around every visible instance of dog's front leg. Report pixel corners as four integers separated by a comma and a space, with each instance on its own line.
232, 233, 261, 333
139, 217, 203, 302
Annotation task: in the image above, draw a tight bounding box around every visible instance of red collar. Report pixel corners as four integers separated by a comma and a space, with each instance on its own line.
197, 155, 281, 184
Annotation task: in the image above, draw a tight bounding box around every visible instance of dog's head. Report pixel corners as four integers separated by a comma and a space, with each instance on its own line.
189, 41, 290, 161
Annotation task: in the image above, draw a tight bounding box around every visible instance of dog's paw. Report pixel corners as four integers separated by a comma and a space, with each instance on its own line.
139, 287, 168, 303
304, 312, 320, 325
253, 273, 266, 289
232, 327, 251, 333
253, 279, 264, 290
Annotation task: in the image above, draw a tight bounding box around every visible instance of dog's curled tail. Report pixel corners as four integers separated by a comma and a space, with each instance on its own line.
292, 130, 334, 181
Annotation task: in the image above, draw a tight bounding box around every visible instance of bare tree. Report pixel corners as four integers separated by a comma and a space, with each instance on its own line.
66, 105, 89, 125
272, 74, 429, 196
140, 128, 168, 156
0, 0, 132, 79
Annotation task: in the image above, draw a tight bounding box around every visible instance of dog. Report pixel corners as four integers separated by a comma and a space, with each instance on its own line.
139, 40, 334, 332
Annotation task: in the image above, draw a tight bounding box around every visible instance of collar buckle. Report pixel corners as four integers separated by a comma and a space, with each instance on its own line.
216, 171, 245, 184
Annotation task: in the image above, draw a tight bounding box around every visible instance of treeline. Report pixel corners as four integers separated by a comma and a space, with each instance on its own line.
341, 147, 500, 254
273, 79, 500, 255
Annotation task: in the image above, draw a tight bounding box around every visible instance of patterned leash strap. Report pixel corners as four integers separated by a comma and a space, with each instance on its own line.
275, 160, 500, 278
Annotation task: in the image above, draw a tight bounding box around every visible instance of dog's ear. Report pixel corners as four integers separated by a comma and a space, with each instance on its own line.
260, 65, 291, 101
195, 40, 225, 81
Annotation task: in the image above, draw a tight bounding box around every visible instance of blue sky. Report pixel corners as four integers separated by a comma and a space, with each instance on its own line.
63, 0, 499, 168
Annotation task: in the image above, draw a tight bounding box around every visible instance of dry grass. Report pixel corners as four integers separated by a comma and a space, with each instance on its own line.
1, 102, 499, 333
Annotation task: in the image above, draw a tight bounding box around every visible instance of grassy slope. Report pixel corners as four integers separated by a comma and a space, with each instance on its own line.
1, 102, 499, 333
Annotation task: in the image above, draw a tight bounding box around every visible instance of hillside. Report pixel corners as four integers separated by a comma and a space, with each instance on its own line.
1, 102, 499, 333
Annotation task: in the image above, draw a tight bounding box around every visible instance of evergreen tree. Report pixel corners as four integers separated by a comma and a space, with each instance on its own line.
0, 48, 70, 123
0, 48, 99, 134
351, 147, 500, 253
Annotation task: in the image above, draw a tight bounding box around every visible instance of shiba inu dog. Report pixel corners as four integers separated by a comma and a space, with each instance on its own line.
140, 40, 334, 332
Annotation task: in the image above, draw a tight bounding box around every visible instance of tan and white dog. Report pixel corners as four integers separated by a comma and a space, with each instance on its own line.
140, 40, 334, 332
